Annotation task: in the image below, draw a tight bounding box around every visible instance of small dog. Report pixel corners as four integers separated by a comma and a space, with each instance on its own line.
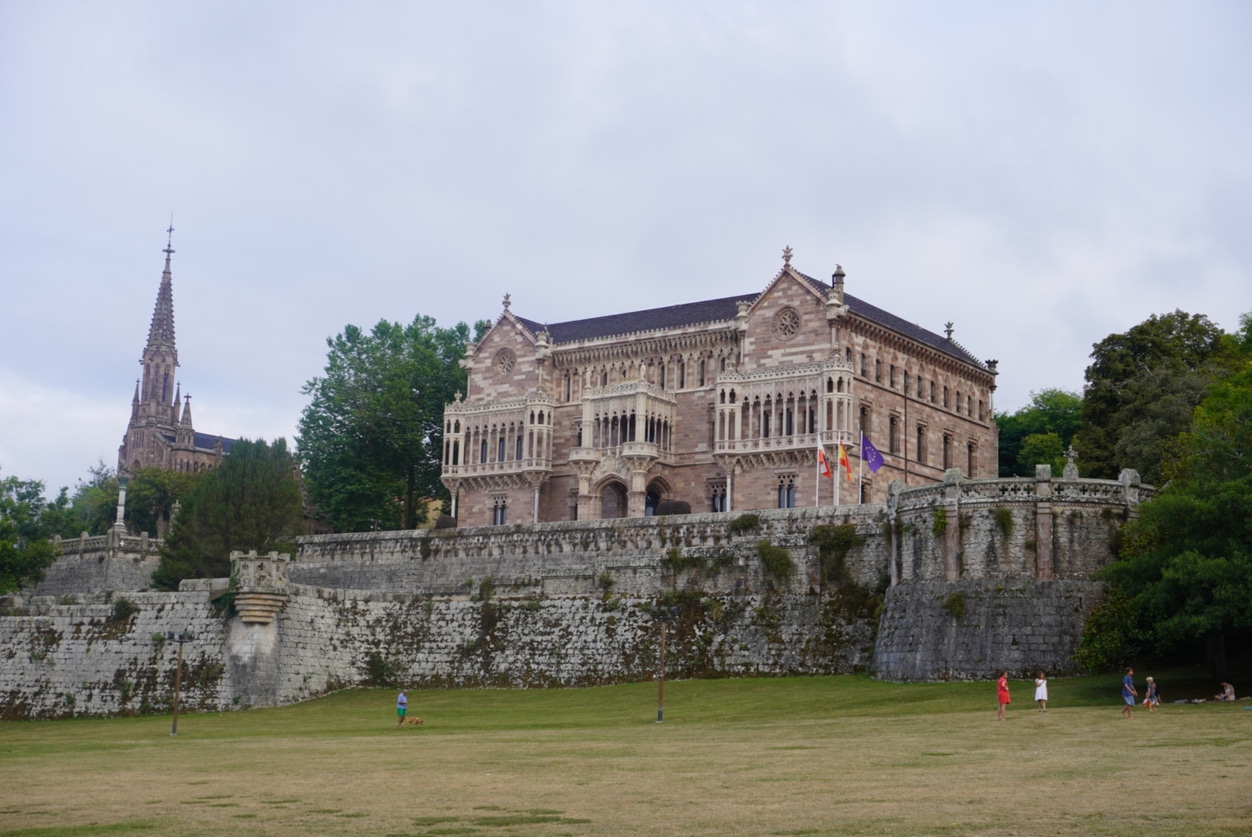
406, 717, 424, 725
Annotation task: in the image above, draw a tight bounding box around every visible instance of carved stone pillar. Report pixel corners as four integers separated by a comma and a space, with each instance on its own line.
1034, 464, 1054, 580
942, 468, 962, 582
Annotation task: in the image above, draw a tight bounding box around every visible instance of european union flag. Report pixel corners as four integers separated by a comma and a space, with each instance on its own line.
861, 434, 884, 473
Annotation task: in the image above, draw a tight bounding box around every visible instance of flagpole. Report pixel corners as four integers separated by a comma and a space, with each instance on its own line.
858, 431, 864, 504
835, 436, 841, 507
815, 435, 821, 509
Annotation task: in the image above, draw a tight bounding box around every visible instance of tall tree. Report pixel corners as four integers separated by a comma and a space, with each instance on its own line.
1074, 310, 1238, 482
0, 473, 65, 593
1082, 313, 1252, 677
297, 315, 485, 532
996, 388, 1082, 476
152, 438, 304, 589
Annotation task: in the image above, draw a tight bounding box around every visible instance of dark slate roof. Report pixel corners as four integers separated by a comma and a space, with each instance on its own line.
515, 271, 987, 369
194, 432, 236, 454
516, 293, 748, 344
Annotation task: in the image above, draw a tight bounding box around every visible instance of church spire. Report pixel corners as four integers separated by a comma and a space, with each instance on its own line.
145, 221, 178, 357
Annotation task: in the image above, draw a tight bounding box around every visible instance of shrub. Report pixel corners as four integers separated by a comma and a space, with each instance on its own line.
729, 513, 761, 535
810, 524, 864, 587
993, 507, 1014, 538
932, 507, 948, 537
655, 500, 691, 516
434, 514, 457, 529
661, 548, 708, 575
942, 591, 967, 620
757, 540, 795, 586
111, 597, 138, 624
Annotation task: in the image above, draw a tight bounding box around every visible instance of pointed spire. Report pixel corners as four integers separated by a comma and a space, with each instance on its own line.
181, 393, 194, 429
172, 382, 182, 423
145, 221, 178, 356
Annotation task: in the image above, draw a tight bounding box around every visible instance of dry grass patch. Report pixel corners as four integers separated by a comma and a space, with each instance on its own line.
0, 676, 1248, 836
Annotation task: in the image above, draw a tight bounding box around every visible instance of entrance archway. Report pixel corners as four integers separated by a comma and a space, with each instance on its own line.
600, 482, 628, 519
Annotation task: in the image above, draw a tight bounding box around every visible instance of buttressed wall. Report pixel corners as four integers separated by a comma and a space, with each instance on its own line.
0, 470, 1146, 718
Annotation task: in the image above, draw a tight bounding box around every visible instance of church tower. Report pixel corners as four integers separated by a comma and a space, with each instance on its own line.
118, 225, 232, 478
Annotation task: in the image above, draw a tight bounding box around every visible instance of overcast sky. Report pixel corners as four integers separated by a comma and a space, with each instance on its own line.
2, 1, 1249, 496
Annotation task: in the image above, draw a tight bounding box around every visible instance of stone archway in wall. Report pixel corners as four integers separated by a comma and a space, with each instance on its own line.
600, 481, 628, 519
644, 476, 671, 516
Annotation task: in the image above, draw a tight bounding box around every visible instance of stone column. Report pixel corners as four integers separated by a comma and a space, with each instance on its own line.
942, 469, 962, 582
1034, 464, 1054, 579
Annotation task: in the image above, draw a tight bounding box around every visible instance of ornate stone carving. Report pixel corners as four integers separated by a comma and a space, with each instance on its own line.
773, 306, 801, 340
493, 348, 516, 377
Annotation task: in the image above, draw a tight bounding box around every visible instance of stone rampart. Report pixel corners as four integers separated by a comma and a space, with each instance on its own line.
0, 591, 227, 720
24, 530, 161, 599
871, 579, 1107, 681
0, 472, 1149, 718
292, 507, 892, 596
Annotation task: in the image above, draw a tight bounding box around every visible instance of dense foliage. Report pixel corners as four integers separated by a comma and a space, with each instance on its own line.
995, 388, 1082, 476
297, 315, 486, 532
152, 439, 304, 590
0, 473, 69, 593
1078, 314, 1252, 676
1072, 310, 1239, 483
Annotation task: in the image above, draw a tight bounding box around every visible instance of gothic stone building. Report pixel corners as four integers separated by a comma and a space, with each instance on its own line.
117, 234, 235, 478
441, 252, 998, 526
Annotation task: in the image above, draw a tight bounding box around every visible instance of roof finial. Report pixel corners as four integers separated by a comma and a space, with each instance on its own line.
944, 321, 954, 340
164, 214, 175, 258
782, 245, 793, 267
502, 293, 511, 311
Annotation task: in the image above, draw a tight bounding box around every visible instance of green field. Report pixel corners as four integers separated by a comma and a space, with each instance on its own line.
1, 672, 1249, 836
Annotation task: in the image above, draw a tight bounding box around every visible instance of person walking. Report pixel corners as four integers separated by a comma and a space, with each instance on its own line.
1120, 668, 1137, 718
997, 672, 1011, 720
396, 689, 409, 726
1034, 672, 1048, 713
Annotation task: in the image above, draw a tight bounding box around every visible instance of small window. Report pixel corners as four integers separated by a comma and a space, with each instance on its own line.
777, 476, 796, 509
875, 360, 882, 383
929, 381, 936, 403
492, 497, 507, 525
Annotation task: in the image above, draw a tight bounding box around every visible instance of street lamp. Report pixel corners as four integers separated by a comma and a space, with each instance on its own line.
652, 605, 680, 723
167, 630, 195, 735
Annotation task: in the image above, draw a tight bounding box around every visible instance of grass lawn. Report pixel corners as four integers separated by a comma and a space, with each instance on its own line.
1, 671, 1249, 836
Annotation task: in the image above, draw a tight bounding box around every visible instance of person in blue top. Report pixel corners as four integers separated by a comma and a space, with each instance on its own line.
396, 689, 408, 726
1120, 668, 1137, 718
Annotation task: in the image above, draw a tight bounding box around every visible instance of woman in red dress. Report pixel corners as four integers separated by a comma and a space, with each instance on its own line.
996, 672, 1011, 720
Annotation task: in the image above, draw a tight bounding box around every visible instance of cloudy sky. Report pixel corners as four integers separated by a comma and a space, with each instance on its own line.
2, 1, 1249, 495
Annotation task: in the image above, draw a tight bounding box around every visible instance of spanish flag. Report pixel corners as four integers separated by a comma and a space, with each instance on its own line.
817, 445, 832, 479
837, 442, 853, 481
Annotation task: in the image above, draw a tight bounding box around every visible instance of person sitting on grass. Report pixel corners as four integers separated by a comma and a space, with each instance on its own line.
1143, 676, 1159, 711
1214, 682, 1235, 702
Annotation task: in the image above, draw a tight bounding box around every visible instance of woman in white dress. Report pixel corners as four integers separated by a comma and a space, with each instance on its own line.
1034, 672, 1048, 712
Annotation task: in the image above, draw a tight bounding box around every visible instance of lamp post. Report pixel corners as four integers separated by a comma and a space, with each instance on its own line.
167, 630, 194, 735
653, 605, 680, 723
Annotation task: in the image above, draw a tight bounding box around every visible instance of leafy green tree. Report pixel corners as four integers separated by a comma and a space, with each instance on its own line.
0, 473, 64, 593
1085, 325, 1252, 677
124, 467, 204, 537
996, 388, 1082, 476
297, 315, 486, 532
152, 439, 304, 589
64, 461, 120, 536
1017, 432, 1066, 476
1074, 310, 1238, 482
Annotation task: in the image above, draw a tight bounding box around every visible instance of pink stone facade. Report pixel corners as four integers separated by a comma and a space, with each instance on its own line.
442, 258, 998, 527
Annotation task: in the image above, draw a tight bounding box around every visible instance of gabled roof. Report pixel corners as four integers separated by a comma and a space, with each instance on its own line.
514, 272, 988, 370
